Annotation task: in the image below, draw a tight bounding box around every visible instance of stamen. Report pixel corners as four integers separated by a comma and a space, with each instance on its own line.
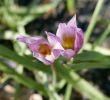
62, 35, 75, 49
38, 44, 51, 56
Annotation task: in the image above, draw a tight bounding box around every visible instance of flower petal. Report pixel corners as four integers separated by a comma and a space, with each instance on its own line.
17, 35, 27, 42
52, 49, 62, 59
33, 52, 54, 65
67, 15, 77, 28
46, 31, 61, 45
17, 35, 57, 65
28, 40, 50, 53
17, 35, 43, 44
61, 49, 75, 59
74, 28, 84, 52
56, 23, 67, 39
46, 32, 64, 58
56, 23, 76, 41
17, 35, 50, 53
46, 31, 64, 50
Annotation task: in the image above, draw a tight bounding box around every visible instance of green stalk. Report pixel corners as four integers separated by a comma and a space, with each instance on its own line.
46, 64, 61, 100
64, 84, 72, 100
51, 64, 57, 88
56, 79, 66, 91
33, 65, 61, 100
67, 0, 75, 15
47, 85, 61, 100
14, 84, 20, 100
84, 0, 104, 45
94, 24, 110, 47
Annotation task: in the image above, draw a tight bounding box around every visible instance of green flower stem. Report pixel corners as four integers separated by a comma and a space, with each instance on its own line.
47, 85, 61, 100
67, 0, 75, 15
14, 83, 20, 100
51, 64, 57, 88
47, 64, 62, 100
56, 79, 66, 91
33, 65, 60, 100
94, 24, 110, 47
64, 84, 72, 100
84, 0, 104, 45
33, 71, 61, 100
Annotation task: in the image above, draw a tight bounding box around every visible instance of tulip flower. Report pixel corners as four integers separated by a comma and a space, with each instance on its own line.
17, 35, 62, 65
47, 15, 84, 59
17, 15, 84, 64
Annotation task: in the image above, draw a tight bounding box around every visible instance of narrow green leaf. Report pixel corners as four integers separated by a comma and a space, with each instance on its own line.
0, 62, 48, 96
84, 0, 104, 45
68, 62, 110, 71
14, 83, 21, 100
74, 51, 108, 62
0, 45, 51, 74
69, 51, 110, 70
94, 24, 110, 46
55, 61, 110, 100
64, 84, 72, 100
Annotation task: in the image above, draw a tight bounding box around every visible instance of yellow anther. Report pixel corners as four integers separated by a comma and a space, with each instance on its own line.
62, 35, 75, 49
38, 44, 51, 56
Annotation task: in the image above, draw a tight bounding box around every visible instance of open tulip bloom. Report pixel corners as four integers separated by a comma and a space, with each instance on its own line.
47, 15, 84, 59
17, 15, 84, 64
17, 35, 62, 65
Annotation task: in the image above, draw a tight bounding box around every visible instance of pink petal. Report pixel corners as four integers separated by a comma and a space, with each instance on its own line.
29, 40, 50, 52
46, 31, 63, 50
56, 23, 76, 41
17, 35, 56, 65
67, 15, 77, 28
61, 49, 75, 59
17, 35, 27, 42
56, 23, 67, 40
33, 52, 54, 65
74, 28, 84, 53
17, 35, 43, 44
46, 32, 64, 59
46, 31, 61, 45
52, 49, 62, 59
17, 35, 50, 53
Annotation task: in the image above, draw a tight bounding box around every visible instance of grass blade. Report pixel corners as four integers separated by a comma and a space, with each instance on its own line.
84, 0, 104, 45
0, 62, 48, 96
0, 45, 51, 74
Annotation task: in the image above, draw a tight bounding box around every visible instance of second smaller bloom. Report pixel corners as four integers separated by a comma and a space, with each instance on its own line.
17, 35, 62, 65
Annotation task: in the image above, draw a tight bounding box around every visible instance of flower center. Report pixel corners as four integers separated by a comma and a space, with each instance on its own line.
62, 35, 75, 49
38, 44, 51, 56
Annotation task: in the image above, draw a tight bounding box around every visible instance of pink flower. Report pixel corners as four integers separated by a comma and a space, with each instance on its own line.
47, 15, 84, 59
17, 35, 62, 65
17, 15, 84, 64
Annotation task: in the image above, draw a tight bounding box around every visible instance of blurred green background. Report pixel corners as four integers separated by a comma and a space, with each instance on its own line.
0, 0, 110, 100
